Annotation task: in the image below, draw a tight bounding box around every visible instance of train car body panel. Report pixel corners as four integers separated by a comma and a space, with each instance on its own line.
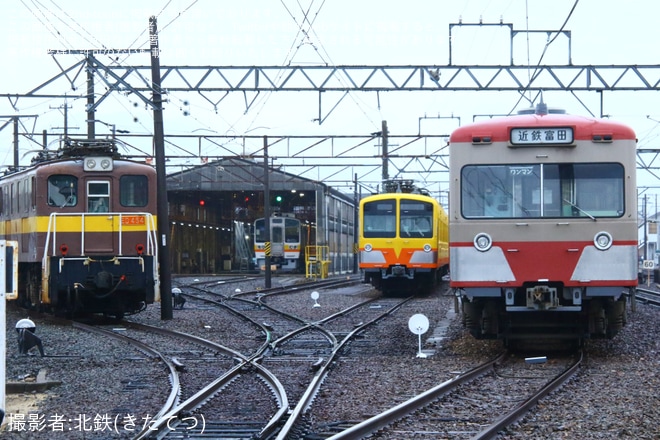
0, 138, 160, 318
449, 105, 637, 341
359, 191, 449, 294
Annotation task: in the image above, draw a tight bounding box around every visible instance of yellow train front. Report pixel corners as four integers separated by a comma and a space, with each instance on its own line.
0, 138, 159, 319
359, 191, 449, 295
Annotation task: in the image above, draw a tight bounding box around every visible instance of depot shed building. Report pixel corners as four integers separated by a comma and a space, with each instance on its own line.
166, 157, 356, 275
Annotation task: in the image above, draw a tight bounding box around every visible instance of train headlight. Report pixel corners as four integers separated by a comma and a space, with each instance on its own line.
594, 231, 613, 251
84, 156, 114, 171
423, 244, 432, 252
473, 232, 492, 252
364, 243, 373, 252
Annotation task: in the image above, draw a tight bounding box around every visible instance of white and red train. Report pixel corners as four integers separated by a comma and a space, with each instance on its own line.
449, 103, 637, 342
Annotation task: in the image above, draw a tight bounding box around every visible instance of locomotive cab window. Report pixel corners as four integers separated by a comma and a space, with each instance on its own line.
120, 175, 148, 207
88, 181, 110, 212
461, 163, 624, 219
48, 175, 78, 207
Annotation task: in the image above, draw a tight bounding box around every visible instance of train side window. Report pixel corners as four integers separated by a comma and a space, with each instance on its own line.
31, 176, 36, 209
120, 175, 148, 207
1, 186, 7, 216
48, 175, 78, 207
88, 181, 110, 212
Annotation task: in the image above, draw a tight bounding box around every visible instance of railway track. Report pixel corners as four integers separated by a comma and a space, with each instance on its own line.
148, 278, 417, 439
634, 287, 660, 307
319, 351, 582, 439
4, 275, 657, 439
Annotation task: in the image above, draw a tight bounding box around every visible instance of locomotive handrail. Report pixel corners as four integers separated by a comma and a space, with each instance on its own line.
43, 212, 158, 260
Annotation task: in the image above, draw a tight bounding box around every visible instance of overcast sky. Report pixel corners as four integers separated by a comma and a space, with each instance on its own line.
2, 0, 660, 192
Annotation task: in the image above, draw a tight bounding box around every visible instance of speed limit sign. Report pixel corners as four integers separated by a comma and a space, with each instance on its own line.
642, 260, 654, 269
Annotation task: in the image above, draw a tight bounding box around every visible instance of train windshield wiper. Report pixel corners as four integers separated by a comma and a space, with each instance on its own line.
563, 198, 596, 221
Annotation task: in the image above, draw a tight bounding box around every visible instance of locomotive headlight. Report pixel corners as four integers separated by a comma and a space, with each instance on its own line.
594, 231, 613, 251
473, 232, 492, 252
423, 244, 432, 252
84, 156, 114, 171
364, 243, 372, 252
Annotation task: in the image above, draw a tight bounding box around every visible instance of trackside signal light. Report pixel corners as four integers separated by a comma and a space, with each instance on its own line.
199, 200, 205, 206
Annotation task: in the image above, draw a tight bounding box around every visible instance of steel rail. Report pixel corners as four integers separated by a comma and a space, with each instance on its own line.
273, 295, 416, 440
71, 322, 181, 425
471, 351, 583, 440
325, 352, 507, 440
125, 322, 288, 440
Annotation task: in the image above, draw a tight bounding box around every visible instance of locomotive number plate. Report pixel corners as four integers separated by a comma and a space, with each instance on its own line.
122, 215, 146, 225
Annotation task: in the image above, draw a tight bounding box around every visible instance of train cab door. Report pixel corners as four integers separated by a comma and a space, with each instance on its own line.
270, 218, 285, 257
85, 180, 114, 253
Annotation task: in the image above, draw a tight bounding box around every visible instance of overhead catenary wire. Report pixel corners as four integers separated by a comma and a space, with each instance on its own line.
507, 0, 580, 114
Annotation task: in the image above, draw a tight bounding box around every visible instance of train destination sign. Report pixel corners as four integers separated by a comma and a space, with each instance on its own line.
510, 127, 574, 146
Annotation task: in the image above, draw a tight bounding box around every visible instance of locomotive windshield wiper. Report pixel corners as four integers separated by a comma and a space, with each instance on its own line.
562, 198, 596, 221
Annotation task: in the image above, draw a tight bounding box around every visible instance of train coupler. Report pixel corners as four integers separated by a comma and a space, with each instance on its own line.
525, 285, 559, 310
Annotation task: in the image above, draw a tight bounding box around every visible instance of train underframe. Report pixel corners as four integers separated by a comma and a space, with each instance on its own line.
256, 255, 301, 272
19, 256, 157, 319
363, 264, 448, 295
458, 283, 630, 343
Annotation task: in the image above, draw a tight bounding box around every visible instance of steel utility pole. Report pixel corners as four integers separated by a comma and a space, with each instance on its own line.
263, 136, 272, 289
381, 120, 388, 184
150, 16, 172, 320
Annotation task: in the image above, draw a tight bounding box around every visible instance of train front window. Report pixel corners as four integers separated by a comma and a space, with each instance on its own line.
120, 175, 148, 207
363, 199, 396, 238
48, 175, 77, 207
400, 201, 433, 238
88, 181, 110, 212
284, 219, 300, 243
255, 219, 265, 241
461, 163, 624, 219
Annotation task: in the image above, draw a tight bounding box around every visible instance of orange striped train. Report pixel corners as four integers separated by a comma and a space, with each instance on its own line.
0, 138, 159, 319
359, 184, 449, 295
449, 103, 637, 343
